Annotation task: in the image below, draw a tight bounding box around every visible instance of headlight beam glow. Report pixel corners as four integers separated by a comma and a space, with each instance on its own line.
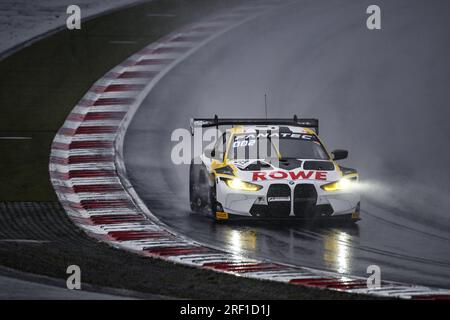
222, 178, 263, 191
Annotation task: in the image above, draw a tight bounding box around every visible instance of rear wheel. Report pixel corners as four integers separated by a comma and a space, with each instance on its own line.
189, 158, 215, 215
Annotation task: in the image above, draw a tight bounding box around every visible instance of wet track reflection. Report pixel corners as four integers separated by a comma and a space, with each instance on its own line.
186, 212, 360, 275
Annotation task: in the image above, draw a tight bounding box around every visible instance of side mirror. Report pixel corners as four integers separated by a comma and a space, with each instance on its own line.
205, 148, 223, 160
331, 149, 348, 161
204, 148, 214, 158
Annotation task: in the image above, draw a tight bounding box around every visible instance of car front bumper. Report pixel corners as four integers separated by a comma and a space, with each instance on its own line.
216, 178, 360, 219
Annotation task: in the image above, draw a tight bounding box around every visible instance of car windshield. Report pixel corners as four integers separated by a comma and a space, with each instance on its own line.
227, 132, 329, 160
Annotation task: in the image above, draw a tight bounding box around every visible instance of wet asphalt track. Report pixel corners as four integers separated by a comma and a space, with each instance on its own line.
124, 0, 450, 288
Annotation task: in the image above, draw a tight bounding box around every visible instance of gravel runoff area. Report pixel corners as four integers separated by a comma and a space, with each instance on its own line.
0, 0, 378, 299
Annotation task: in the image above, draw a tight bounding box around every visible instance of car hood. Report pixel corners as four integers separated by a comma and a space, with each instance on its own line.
228, 159, 340, 183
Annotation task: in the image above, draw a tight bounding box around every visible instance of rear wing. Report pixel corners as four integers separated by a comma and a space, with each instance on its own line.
190, 115, 319, 135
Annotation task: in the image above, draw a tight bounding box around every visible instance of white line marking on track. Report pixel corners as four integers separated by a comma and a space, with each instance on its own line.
0, 136, 32, 140
0, 239, 50, 244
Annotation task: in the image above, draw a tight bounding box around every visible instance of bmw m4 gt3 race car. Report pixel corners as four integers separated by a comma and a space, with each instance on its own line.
189, 116, 360, 222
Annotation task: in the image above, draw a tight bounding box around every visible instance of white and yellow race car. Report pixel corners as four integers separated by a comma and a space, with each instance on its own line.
189, 116, 360, 222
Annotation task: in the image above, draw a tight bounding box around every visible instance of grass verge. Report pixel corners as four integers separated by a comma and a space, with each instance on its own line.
0, 0, 240, 201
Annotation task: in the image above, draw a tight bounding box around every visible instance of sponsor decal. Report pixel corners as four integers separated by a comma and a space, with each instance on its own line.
215, 211, 229, 220
234, 133, 314, 140
252, 170, 327, 181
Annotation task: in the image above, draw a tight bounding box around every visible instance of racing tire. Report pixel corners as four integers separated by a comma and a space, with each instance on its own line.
189, 158, 214, 214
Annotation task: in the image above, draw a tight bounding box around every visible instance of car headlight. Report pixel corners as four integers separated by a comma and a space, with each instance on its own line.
321, 177, 357, 191
221, 178, 263, 191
